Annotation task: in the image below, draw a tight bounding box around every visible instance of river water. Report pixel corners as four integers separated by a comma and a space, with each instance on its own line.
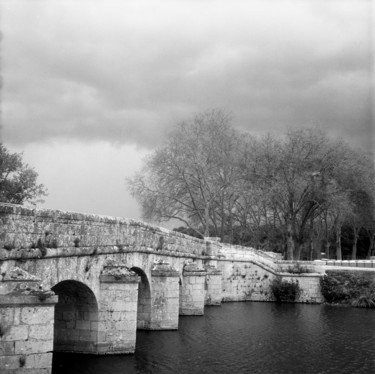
53, 302, 375, 374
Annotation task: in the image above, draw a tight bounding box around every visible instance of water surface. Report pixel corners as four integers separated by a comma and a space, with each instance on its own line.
53, 303, 375, 374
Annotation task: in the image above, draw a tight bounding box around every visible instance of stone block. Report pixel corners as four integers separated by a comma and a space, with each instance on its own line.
66, 321, 75, 329
76, 320, 91, 330
24, 353, 53, 369
0, 354, 19, 370
90, 321, 99, 330
29, 324, 53, 340
0, 341, 15, 355
0, 308, 14, 325
4, 369, 51, 374
62, 311, 75, 321
15, 340, 53, 355
21, 307, 54, 325
3, 325, 29, 342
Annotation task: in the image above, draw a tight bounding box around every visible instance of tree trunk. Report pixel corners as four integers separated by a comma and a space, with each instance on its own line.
204, 204, 210, 237
366, 232, 374, 259
325, 242, 330, 259
309, 239, 314, 261
335, 223, 342, 260
351, 226, 359, 260
309, 218, 314, 260
286, 219, 294, 260
295, 242, 304, 260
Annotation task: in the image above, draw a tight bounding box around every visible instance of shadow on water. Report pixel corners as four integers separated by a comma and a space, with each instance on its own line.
53, 303, 375, 374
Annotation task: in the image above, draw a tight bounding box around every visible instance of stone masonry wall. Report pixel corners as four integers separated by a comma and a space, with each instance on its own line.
98, 270, 140, 354
0, 296, 57, 373
0, 203, 324, 306
280, 274, 324, 303
0, 204, 208, 259
179, 263, 207, 315
219, 261, 274, 302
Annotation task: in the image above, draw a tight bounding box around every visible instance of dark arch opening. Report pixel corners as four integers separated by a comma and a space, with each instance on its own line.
52, 280, 98, 353
130, 267, 151, 330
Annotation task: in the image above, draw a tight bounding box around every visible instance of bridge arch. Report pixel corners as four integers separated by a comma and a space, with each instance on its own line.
130, 266, 151, 329
52, 280, 99, 353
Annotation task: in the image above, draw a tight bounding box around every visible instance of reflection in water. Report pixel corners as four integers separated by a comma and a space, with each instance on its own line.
53, 303, 375, 374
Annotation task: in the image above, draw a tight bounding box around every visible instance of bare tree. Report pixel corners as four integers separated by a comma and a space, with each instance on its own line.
128, 113, 375, 258
127, 110, 243, 238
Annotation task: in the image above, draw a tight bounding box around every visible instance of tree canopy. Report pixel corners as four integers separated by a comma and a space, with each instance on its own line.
127, 110, 375, 260
0, 144, 47, 205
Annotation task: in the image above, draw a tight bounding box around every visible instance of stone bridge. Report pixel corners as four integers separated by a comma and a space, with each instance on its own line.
0, 203, 324, 373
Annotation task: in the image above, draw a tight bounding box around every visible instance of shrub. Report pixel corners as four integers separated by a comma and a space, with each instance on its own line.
320, 275, 350, 303
320, 271, 375, 305
286, 263, 312, 274
270, 277, 300, 302
351, 295, 375, 309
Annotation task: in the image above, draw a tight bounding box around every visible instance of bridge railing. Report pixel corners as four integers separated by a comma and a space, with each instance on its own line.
315, 259, 375, 269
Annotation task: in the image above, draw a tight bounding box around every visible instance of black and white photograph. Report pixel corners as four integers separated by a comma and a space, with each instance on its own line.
0, 1, 374, 373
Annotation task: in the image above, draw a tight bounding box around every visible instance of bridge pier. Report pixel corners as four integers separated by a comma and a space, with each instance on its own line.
150, 261, 180, 329
0, 267, 57, 374
98, 264, 140, 354
204, 265, 222, 306
179, 263, 207, 315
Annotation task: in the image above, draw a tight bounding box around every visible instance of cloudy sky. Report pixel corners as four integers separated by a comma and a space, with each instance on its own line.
1, 0, 373, 221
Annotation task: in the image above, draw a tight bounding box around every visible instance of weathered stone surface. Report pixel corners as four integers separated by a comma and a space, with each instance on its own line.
2, 325, 29, 342
150, 261, 179, 329
180, 263, 207, 315
0, 341, 15, 355
21, 306, 54, 325
98, 271, 139, 354
204, 265, 222, 306
2, 267, 40, 282
151, 260, 179, 277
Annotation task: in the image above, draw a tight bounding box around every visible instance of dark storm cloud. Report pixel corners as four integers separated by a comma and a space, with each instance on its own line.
2, 0, 373, 151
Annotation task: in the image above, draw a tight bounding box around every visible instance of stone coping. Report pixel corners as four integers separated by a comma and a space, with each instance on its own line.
0, 294, 58, 306
151, 261, 179, 277
204, 265, 222, 275
99, 274, 140, 283
324, 266, 375, 272
279, 272, 323, 278
151, 269, 180, 277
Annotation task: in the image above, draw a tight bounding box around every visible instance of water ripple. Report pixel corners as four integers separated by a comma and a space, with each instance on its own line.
53, 303, 375, 374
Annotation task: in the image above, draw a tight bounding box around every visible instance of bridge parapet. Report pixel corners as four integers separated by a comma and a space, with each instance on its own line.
0, 203, 209, 259
0, 203, 278, 271
316, 259, 375, 269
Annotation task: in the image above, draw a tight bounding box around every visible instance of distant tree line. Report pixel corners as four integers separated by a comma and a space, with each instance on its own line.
127, 110, 375, 260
